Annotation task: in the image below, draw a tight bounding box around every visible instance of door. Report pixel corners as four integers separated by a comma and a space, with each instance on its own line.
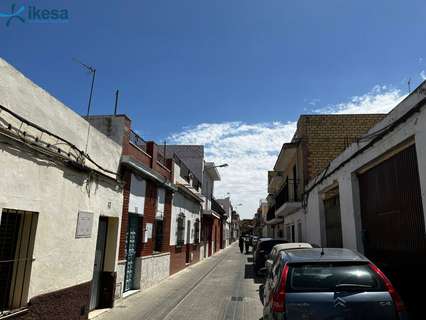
359, 145, 426, 263
90, 217, 108, 310
324, 195, 343, 247
359, 145, 426, 318
124, 214, 139, 292
186, 220, 191, 263
0, 212, 21, 311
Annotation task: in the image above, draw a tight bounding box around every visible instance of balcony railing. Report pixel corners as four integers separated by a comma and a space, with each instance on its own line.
174, 153, 201, 190
157, 150, 166, 165
266, 205, 276, 221
275, 179, 299, 209
129, 129, 147, 152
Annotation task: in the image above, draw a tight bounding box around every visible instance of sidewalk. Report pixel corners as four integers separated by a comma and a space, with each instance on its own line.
93, 244, 263, 320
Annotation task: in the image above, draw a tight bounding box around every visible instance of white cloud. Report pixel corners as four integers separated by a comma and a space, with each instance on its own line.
313, 85, 405, 114
168, 86, 405, 219
421, 70, 426, 80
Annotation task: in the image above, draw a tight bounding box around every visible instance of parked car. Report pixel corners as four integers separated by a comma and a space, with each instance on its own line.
253, 239, 287, 275
262, 248, 407, 320
249, 235, 259, 246
265, 243, 313, 273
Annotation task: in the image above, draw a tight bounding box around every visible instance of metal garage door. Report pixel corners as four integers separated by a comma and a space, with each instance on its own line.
359, 144, 426, 319
359, 144, 426, 265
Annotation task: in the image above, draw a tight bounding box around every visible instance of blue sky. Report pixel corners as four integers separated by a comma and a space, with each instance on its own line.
1, 0, 426, 217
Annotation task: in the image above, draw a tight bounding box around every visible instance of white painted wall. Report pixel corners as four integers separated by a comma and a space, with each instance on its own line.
305, 83, 426, 252
283, 209, 305, 242
0, 58, 123, 301
170, 192, 201, 246
0, 58, 121, 176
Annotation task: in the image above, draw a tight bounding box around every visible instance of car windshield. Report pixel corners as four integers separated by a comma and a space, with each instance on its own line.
287, 263, 384, 292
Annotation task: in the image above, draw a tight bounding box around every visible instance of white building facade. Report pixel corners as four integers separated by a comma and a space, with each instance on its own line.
304, 82, 426, 318
169, 155, 203, 274
0, 58, 123, 319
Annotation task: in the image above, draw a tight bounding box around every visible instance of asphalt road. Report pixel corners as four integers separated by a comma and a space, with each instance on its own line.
96, 244, 263, 320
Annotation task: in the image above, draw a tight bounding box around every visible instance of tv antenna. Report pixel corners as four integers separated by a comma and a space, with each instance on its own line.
73, 58, 96, 153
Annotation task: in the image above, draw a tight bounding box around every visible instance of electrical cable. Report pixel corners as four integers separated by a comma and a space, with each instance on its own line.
0, 104, 118, 177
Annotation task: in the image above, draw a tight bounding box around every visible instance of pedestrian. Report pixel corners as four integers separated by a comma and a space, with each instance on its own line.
239, 236, 244, 253
245, 237, 250, 254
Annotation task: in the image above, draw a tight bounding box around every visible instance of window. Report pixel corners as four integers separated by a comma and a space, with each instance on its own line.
176, 213, 185, 246
0, 209, 38, 312
287, 263, 384, 292
194, 219, 200, 244
153, 188, 166, 253
129, 175, 146, 214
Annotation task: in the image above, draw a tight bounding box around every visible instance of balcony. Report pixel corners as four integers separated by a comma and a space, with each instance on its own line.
129, 129, 147, 153
275, 179, 302, 217
174, 154, 202, 191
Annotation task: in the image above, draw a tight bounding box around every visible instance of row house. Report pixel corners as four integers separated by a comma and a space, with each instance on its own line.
87, 115, 175, 298
0, 58, 123, 319
257, 200, 268, 237
166, 146, 226, 259
201, 163, 226, 255
169, 154, 203, 274
216, 197, 233, 247
266, 113, 386, 242
0, 58, 235, 319
304, 82, 426, 318
230, 209, 240, 242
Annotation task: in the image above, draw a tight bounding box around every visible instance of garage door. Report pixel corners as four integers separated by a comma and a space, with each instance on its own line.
359, 144, 426, 265
359, 144, 426, 319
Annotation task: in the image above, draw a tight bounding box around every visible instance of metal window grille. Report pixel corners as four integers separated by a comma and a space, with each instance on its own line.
194, 219, 200, 244
176, 214, 185, 246
0, 209, 37, 313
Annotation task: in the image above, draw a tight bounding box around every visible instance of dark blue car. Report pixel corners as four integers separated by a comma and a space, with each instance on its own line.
262, 248, 407, 320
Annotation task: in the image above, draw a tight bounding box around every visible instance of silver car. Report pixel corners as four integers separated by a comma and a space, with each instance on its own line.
262, 248, 407, 320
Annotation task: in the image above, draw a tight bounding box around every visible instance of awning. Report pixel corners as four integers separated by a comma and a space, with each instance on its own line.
121, 155, 177, 191
202, 209, 222, 220
176, 183, 204, 203
275, 202, 302, 217
265, 217, 283, 225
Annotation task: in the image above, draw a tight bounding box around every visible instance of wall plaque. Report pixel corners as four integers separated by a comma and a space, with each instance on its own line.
76, 211, 94, 238
144, 223, 153, 243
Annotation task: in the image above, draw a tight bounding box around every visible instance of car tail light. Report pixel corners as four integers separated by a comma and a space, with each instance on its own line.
272, 264, 289, 313
368, 263, 405, 313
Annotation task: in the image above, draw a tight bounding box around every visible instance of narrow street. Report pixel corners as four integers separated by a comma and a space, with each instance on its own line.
96, 244, 263, 320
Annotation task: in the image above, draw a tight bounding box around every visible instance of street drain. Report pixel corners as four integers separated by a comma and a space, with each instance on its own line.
231, 296, 244, 301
